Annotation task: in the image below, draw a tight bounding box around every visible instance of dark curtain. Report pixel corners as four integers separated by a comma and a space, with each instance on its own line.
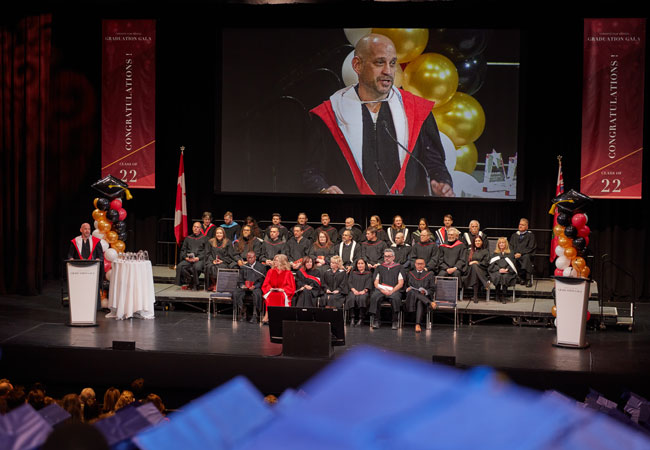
0, 15, 51, 295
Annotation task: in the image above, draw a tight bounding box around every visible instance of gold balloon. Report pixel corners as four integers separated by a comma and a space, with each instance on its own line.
551, 305, 557, 317
581, 266, 591, 278
372, 28, 429, 63
112, 240, 125, 253
394, 63, 404, 88
402, 53, 458, 107
454, 142, 478, 174
553, 224, 565, 237
572, 257, 586, 271
433, 92, 486, 146
106, 230, 118, 244
93, 198, 99, 209
557, 235, 572, 249
564, 247, 577, 259
98, 219, 112, 234
92, 208, 105, 222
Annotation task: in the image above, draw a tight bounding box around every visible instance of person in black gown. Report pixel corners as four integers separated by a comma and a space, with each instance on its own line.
293, 256, 322, 308
489, 237, 518, 304
345, 258, 373, 326
463, 234, 489, 303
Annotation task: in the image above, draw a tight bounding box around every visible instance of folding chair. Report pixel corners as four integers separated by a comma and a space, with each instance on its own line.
208, 268, 239, 318
429, 276, 459, 331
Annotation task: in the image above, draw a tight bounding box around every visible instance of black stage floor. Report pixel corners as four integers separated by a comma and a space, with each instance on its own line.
1, 282, 649, 408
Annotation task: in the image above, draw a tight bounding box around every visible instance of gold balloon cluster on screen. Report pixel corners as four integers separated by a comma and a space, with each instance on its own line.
372, 28, 487, 175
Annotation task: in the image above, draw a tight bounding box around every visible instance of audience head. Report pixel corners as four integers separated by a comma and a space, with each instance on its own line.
27, 388, 45, 410
144, 394, 165, 414
5, 385, 25, 411
130, 378, 145, 399
0, 379, 13, 396
115, 390, 135, 411
102, 387, 120, 413
79, 387, 96, 404
62, 393, 83, 423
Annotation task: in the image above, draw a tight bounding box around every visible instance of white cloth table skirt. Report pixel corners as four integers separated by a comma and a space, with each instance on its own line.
107, 260, 156, 320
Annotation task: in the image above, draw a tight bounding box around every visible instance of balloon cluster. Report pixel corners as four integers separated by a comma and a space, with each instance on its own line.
92, 197, 128, 281
342, 28, 488, 180
552, 212, 591, 278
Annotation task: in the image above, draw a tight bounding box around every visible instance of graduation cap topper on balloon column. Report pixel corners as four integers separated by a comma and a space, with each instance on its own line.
549, 189, 593, 215
91, 175, 133, 200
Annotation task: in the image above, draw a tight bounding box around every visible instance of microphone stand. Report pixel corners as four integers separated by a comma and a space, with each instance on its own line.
374, 161, 394, 195
382, 121, 433, 197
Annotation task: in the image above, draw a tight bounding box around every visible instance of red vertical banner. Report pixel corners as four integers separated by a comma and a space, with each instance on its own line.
102, 20, 156, 189
581, 19, 645, 199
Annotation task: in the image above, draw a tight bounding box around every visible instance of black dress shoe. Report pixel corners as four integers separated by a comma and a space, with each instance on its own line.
526, 279, 533, 288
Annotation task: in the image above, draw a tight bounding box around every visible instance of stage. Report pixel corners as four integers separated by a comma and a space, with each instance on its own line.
1, 280, 648, 409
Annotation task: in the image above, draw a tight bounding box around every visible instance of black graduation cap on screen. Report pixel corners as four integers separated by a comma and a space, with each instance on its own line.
550, 189, 593, 215
91, 175, 132, 200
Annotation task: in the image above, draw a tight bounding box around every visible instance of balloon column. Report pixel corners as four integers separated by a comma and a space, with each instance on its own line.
550, 189, 593, 280
342, 28, 489, 194
90, 175, 132, 284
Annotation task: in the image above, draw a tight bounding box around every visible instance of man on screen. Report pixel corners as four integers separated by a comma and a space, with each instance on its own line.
304, 33, 454, 196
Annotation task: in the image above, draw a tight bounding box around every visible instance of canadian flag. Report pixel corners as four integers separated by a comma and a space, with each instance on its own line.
174, 148, 188, 244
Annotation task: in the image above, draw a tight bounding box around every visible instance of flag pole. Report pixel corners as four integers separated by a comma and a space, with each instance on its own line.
173, 145, 186, 270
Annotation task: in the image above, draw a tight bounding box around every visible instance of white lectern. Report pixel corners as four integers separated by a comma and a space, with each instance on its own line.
554, 276, 591, 348
66, 259, 101, 326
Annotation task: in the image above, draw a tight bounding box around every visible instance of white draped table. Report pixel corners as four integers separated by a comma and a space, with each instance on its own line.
107, 260, 156, 320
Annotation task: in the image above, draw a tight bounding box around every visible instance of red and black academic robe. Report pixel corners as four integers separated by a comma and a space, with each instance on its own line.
410, 240, 439, 272
200, 223, 217, 241
264, 224, 289, 242
293, 223, 316, 243
294, 268, 322, 308
391, 243, 412, 271
361, 239, 388, 265
260, 237, 286, 264
68, 236, 104, 261
435, 227, 451, 246
305, 89, 452, 196
176, 233, 209, 286
262, 268, 296, 308
437, 240, 468, 277
405, 269, 435, 313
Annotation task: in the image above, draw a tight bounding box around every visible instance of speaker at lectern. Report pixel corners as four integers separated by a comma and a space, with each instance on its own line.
65, 259, 101, 326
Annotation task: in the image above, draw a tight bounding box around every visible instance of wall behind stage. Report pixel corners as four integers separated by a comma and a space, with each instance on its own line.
4, 1, 647, 300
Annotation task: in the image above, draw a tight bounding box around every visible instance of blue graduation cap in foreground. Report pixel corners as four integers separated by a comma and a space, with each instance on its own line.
0, 403, 53, 450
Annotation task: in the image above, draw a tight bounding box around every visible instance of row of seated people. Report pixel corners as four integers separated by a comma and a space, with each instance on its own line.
176, 215, 536, 293
208, 231, 526, 334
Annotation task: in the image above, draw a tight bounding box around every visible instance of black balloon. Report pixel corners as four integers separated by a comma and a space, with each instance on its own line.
113, 221, 126, 233
557, 213, 571, 226
97, 198, 110, 211
118, 231, 127, 242
428, 29, 490, 61
106, 209, 119, 223
456, 53, 487, 96
564, 225, 578, 239
573, 237, 586, 252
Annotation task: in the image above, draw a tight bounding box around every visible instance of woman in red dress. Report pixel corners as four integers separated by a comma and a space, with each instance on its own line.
261, 254, 296, 323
